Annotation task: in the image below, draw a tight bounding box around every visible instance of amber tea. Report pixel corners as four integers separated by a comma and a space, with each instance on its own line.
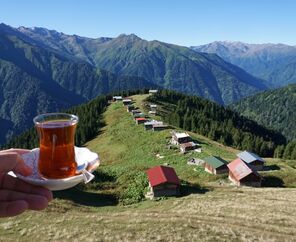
34, 113, 78, 179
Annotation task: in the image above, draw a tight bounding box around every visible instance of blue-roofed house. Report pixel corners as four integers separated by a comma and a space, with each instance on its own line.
237, 151, 265, 171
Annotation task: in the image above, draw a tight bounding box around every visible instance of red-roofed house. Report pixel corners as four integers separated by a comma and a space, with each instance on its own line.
135, 117, 147, 125
146, 166, 180, 197
227, 158, 262, 187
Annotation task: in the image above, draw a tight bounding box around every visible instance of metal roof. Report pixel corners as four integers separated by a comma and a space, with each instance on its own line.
133, 112, 145, 116
237, 151, 264, 164
227, 158, 256, 181
180, 142, 197, 148
131, 110, 141, 113
153, 124, 168, 128
174, 132, 190, 139
146, 166, 180, 187
144, 120, 163, 126
204, 156, 228, 169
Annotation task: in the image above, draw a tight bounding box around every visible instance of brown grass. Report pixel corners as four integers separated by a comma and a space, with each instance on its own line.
1, 188, 296, 241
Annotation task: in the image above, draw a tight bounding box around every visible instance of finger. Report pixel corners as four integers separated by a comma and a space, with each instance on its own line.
0, 190, 49, 211
0, 200, 28, 218
86, 160, 100, 172
0, 174, 53, 201
0, 152, 32, 176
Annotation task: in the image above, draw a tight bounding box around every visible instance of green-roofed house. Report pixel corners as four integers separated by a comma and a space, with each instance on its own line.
204, 156, 229, 175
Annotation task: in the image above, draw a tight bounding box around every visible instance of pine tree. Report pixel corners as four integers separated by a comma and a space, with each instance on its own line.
283, 142, 293, 159
273, 145, 285, 158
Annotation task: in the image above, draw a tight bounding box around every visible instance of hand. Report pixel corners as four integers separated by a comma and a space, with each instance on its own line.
0, 149, 53, 217
86, 159, 100, 173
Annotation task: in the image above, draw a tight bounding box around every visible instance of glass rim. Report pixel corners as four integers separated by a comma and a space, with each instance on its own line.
33, 113, 79, 125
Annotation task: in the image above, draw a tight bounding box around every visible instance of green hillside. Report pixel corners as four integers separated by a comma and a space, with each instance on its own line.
1, 94, 296, 241
85, 95, 236, 205
231, 84, 296, 141
147, 90, 286, 157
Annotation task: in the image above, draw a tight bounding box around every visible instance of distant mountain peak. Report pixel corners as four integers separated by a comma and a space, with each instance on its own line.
0, 23, 16, 33
117, 33, 142, 41
195, 41, 295, 52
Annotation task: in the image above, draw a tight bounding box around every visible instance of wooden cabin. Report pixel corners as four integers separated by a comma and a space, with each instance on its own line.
144, 120, 163, 130
152, 123, 168, 131
204, 156, 229, 174
148, 110, 157, 115
179, 142, 198, 154
131, 109, 141, 115
113, 96, 123, 102
133, 113, 146, 119
126, 105, 135, 112
150, 104, 157, 111
227, 158, 262, 187
122, 99, 132, 106
237, 151, 265, 171
135, 117, 147, 125
146, 166, 180, 198
149, 89, 158, 95
171, 131, 192, 145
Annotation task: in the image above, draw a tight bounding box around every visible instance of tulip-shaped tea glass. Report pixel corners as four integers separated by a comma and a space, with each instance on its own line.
33, 113, 78, 179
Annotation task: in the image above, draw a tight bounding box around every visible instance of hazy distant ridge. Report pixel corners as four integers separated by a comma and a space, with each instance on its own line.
192, 41, 296, 87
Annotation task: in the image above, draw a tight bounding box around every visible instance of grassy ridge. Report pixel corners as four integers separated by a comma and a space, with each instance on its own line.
84, 94, 296, 205
85, 94, 237, 204
1, 94, 296, 241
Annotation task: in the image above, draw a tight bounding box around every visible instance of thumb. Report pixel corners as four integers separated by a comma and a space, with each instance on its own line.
0, 151, 32, 176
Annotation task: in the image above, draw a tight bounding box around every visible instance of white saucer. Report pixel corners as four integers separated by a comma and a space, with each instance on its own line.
13, 147, 100, 191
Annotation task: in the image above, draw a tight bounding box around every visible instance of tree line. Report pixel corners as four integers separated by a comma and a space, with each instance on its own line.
231, 84, 296, 141
148, 90, 286, 157
274, 141, 296, 160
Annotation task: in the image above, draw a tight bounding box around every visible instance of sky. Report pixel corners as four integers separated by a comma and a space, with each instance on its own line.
1, 0, 296, 46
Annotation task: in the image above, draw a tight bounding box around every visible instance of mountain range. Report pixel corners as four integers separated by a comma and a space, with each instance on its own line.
192, 41, 296, 87
17, 25, 266, 105
0, 23, 267, 144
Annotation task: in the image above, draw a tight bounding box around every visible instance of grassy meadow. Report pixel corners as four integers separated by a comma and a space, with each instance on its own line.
1, 94, 296, 241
